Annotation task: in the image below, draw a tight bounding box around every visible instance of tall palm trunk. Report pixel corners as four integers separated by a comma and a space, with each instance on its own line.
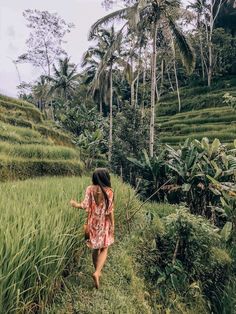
149, 22, 158, 158
207, 34, 213, 87
131, 80, 135, 107
99, 93, 103, 114
141, 63, 146, 121
108, 64, 113, 162
172, 38, 181, 112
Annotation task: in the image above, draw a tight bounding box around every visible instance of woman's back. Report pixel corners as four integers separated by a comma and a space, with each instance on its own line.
91, 185, 105, 207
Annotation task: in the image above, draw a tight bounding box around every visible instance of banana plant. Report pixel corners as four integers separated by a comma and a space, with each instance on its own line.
165, 138, 236, 217
207, 174, 236, 237
127, 148, 168, 200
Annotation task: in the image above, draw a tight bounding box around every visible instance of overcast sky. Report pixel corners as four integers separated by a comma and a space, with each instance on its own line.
0, 0, 124, 96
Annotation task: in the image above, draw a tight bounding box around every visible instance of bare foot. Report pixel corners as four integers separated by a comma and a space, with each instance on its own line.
92, 272, 100, 289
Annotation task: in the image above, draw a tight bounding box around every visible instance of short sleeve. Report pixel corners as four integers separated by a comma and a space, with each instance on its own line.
106, 189, 114, 215
80, 186, 91, 212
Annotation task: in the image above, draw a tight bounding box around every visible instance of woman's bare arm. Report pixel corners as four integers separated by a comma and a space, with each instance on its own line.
108, 212, 115, 231
70, 199, 83, 209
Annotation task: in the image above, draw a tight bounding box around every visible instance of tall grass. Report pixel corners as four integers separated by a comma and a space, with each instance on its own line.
0, 143, 79, 160
0, 100, 42, 123
0, 94, 34, 108
0, 156, 84, 181
0, 175, 141, 313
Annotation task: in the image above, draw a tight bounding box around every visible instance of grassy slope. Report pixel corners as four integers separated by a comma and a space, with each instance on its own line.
1, 175, 166, 313
157, 77, 236, 146
0, 94, 83, 180
47, 205, 177, 314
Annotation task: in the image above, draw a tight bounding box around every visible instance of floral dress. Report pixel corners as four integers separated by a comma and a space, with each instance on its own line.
81, 185, 114, 249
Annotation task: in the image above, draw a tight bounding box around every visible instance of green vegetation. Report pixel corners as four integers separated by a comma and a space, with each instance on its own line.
46, 203, 234, 314
0, 175, 144, 313
0, 95, 82, 181
157, 79, 236, 146
1, 1, 236, 313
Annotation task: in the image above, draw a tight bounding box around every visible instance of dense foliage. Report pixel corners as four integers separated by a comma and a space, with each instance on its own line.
138, 209, 232, 313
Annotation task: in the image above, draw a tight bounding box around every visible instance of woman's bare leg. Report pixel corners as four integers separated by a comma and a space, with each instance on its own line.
92, 247, 108, 288
92, 249, 100, 269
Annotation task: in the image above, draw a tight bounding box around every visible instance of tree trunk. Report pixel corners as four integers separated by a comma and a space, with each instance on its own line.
207, 36, 213, 87
149, 22, 158, 158
99, 94, 103, 115
135, 74, 139, 109
141, 67, 146, 121
108, 64, 113, 163
161, 58, 164, 90
167, 69, 174, 92
131, 80, 135, 107
173, 61, 181, 112
172, 38, 181, 112
199, 32, 205, 80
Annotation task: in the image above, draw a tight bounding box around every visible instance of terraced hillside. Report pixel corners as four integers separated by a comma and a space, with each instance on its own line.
157, 77, 236, 146
0, 94, 83, 180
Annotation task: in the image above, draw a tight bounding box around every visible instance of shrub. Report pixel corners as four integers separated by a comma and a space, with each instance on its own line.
137, 209, 232, 313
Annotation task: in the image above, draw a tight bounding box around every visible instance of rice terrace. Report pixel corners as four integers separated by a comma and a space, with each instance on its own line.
0, 0, 236, 313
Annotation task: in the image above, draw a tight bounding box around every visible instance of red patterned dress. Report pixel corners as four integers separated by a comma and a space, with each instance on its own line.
81, 185, 114, 249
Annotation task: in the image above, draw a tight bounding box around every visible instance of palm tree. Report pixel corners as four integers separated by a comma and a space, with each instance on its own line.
82, 37, 110, 114
47, 57, 80, 101
32, 76, 50, 111
187, 0, 206, 80
89, 0, 195, 157
87, 27, 122, 162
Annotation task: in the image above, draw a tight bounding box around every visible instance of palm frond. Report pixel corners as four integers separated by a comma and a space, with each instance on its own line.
89, 7, 128, 39
168, 19, 195, 74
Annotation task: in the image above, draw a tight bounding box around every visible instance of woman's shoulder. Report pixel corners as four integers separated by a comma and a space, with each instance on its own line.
106, 187, 114, 197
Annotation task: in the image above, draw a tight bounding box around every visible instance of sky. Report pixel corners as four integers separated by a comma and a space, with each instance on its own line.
0, 0, 122, 96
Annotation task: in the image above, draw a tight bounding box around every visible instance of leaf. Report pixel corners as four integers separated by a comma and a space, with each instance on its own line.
206, 175, 220, 185
182, 183, 191, 192
156, 276, 166, 285
221, 222, 232, 241
209, 186, 222, 196
127, 157, 144, 169
189, 282, 201, 290
211, 138, 221, 153
142, 149, 152, 169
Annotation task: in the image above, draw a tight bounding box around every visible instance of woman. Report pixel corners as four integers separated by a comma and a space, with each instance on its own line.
70, 168, 114, 289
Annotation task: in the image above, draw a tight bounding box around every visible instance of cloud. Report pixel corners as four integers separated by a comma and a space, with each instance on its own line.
8, 42, 17, 54
7, 26, 15, 38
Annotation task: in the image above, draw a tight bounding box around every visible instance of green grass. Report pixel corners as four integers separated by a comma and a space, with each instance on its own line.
0, 94, 37, 108
0, 94, 82, 179
158, 77, 236, 116
0, 175, 150, 313
0, 100, 43, 123
46, 204, 177, 314
46, 238, 153, 314
156, 79, 236, 146
0, 155, 83, 181
0, 143, 79, 160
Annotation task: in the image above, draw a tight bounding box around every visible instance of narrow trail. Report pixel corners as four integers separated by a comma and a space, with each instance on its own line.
47, 239, 152, 314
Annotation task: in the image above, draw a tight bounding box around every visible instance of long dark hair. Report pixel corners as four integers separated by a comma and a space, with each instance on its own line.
92, 168, 111, 211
